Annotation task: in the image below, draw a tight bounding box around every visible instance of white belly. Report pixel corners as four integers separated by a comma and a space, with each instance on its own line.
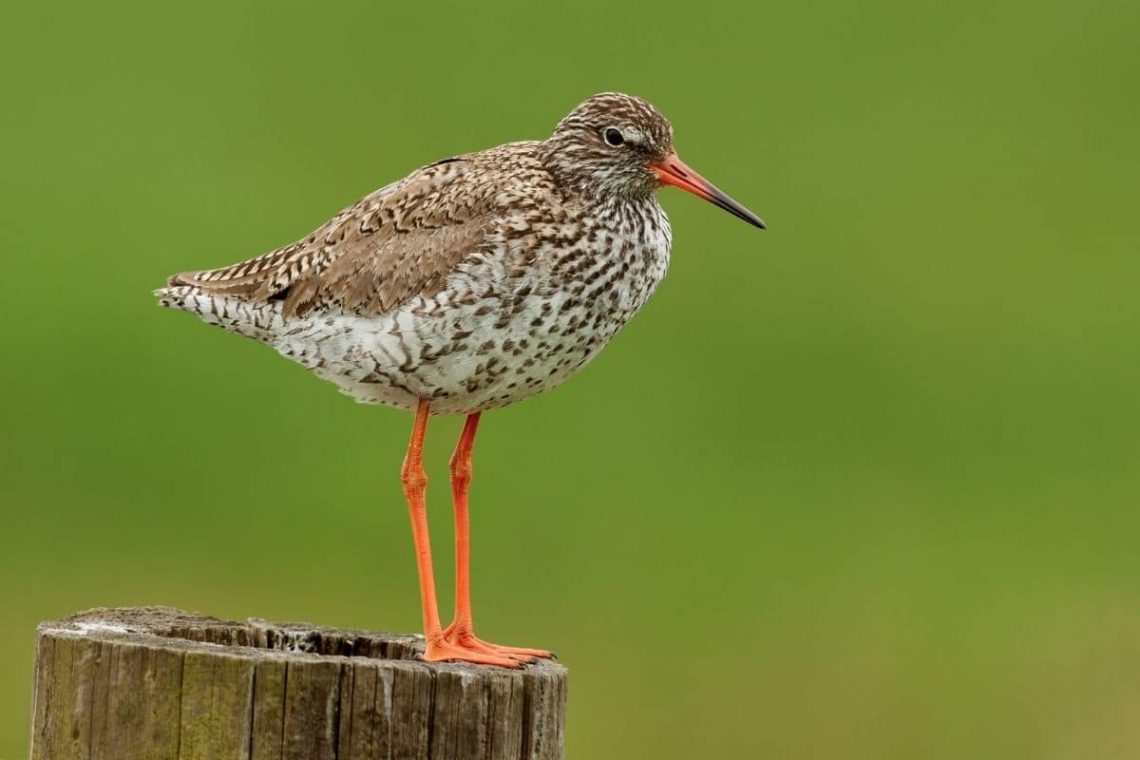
274, 216, 671, 415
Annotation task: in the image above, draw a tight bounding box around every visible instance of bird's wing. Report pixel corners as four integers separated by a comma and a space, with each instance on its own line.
169, 154, 511, 318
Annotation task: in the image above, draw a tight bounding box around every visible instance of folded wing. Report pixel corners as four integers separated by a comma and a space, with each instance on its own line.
168, 157, 496, 318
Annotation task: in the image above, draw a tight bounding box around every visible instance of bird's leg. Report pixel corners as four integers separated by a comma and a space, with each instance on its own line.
401, 400, 443, 647
402, 400, 518, 668
440, 412, 553, 661
443, 412, 481, 642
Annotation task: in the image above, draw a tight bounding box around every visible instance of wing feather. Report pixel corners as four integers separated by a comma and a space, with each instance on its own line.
169, 154, 508, 317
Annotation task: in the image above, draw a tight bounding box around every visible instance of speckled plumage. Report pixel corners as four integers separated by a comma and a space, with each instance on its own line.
157, 94, 682, 415
156, 92, 766, 416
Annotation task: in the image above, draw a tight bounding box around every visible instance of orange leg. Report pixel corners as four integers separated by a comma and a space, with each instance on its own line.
440, 412, 553, 661
401, 400, 517, 668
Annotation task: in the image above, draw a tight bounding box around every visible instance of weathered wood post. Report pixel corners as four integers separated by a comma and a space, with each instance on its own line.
30, 607, 566, 759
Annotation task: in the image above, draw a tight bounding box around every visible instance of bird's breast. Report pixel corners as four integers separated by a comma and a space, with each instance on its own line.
280, 201, 672, 414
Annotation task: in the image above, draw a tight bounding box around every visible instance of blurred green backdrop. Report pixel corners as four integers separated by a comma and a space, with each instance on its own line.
3, 0, 1139, 757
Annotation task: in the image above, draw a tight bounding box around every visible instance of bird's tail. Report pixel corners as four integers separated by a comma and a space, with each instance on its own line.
155, 283, 284, 343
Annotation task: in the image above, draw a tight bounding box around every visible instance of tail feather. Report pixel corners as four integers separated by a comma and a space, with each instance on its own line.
155, 284, 285, 343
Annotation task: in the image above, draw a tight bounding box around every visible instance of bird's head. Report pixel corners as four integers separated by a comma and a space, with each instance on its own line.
542, 92, 765, 229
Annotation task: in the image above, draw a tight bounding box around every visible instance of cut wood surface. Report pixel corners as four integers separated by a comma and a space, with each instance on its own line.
30, 607, 566, 760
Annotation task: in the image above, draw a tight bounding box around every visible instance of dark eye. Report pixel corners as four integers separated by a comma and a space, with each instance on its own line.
602, 127, 625, 147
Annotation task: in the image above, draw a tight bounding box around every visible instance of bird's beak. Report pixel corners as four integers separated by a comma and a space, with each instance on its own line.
650, 153, 766, 229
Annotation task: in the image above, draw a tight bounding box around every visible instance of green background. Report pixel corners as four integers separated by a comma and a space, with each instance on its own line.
3, 0, 1138, 757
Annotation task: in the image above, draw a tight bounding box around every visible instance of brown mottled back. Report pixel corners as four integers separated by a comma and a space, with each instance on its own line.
168, 144, 551, 318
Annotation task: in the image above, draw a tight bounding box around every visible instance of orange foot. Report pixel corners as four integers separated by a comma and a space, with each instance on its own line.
422, 636, 522, 668
441, 622, 554, 661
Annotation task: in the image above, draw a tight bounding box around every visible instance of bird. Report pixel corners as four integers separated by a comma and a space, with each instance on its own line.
156, 92, 764, 667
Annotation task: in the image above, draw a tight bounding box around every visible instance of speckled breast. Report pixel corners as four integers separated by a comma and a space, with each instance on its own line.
281, 200, 672, 415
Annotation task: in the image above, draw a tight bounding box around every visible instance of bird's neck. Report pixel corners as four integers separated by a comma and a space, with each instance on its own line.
585, 193, 666, 231
537, 140, 656, 204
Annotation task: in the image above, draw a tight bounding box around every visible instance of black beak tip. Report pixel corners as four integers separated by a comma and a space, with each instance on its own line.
712, 193, 766, 230
734, 208, 766, 230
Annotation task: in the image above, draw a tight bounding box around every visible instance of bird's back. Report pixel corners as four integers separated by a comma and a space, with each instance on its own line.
159, 141, 558, 325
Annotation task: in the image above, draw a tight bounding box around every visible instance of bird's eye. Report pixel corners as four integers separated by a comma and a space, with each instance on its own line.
602, 127, 625, 147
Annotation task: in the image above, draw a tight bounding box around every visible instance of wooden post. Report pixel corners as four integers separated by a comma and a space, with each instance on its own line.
30, 607, 566, 760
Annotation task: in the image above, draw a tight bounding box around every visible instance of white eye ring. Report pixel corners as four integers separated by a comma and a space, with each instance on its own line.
602, 127, 625, 147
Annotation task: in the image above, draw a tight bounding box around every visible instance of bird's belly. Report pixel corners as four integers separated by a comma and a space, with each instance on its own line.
276, 263, 665, 415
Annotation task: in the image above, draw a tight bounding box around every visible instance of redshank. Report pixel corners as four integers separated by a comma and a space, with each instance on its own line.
157, 92, 764, 667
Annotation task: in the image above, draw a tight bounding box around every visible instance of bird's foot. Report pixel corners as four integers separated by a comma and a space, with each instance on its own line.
422, 636, 522, 668
441, 622, 554, 661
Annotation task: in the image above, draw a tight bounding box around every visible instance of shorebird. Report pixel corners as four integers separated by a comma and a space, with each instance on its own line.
157, 92, 764, 667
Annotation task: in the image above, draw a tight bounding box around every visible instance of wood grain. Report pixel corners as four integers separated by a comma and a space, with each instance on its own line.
30, 607, 566, 760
